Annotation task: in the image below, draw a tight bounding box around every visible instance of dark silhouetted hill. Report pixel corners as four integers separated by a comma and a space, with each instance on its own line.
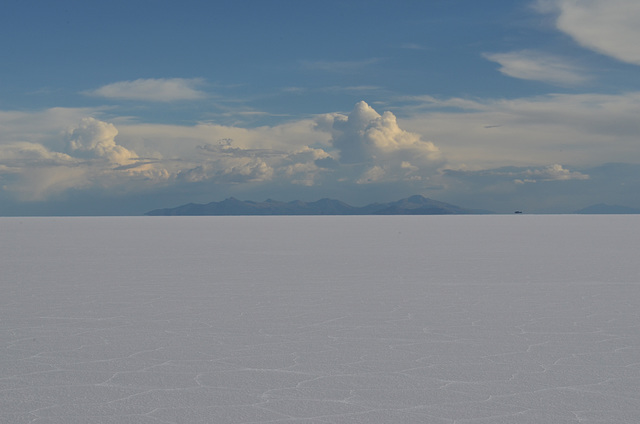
145, 195, 493, 216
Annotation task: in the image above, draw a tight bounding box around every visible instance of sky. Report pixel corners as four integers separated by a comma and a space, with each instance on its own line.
1, 0, 640, 215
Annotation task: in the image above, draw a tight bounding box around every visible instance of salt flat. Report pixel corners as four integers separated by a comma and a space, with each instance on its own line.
1, 215, 639, 423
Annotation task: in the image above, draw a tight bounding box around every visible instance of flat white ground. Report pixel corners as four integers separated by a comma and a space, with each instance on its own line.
1, 216, 639, 423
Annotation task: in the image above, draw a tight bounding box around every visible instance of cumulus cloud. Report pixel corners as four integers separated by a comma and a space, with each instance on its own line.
331, 101, 441, 164
483, 50, 589, 85
536, 0, 640, 65
321, 101, 442, 184
63, 118, 169, 183
113, 102, 444, 191
108, 102, 442, 190
67, 118, 138, 166
177, 142, 332, 187
277, 147, 332, 186
85, 78, 206, 102
0, 114, 172, 200
176, 138, 278, 184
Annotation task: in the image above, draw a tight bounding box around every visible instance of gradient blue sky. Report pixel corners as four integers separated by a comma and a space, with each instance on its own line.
1, 0, 640, 214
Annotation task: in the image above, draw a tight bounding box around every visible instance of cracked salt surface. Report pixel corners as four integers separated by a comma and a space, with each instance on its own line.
1, 215, 640, 423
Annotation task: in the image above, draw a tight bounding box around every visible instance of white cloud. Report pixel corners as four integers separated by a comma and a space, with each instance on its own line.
0, 113, 171, 200
445, 164, 589, 182
327, 101, 441, 163
537, 0, 640, 65
86, 78, 206, 102
483, 50, 589, 85
0, 102, 447, 202
177, 143, 332, 186
514, 164, 589, 183
67, 118, 137, 166
530, 163, 589, 181
356, 166, 386, 184
277, 147, 331, 186
400, 91, 640, 168
2, 92, 636, 209
177, 157, 274, 184
322, 101, 443, 184
118, 119, 327, 158
0, 142, 90, 200
0, 107, 108, 152
0, 142, 78, 168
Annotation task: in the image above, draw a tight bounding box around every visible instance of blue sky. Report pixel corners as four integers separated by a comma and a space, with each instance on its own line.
1, 0, 640, 215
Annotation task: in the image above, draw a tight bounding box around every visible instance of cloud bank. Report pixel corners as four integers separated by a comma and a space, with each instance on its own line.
1, 102, 443, 202
1, 96, 638, 213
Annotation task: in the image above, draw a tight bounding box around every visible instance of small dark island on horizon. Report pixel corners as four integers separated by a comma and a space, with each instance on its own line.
145, 195, 495, 216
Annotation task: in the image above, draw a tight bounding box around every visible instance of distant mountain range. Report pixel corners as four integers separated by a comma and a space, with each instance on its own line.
145, 195, 494, 216
573, 203, 640, 214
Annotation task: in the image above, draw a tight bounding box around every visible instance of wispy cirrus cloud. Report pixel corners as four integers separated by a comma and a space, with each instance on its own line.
324, 85, 382, 93
483, 50, 589, 85
301, 58, 381, 73
85, 78, 207, 102
445, 164, 589, 184
399, 43, 426, 50
536, 0, 640, 66
400, 91, 640, 168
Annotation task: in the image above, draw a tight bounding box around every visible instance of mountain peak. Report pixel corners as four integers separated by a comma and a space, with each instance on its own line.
407, 194, 428, 203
